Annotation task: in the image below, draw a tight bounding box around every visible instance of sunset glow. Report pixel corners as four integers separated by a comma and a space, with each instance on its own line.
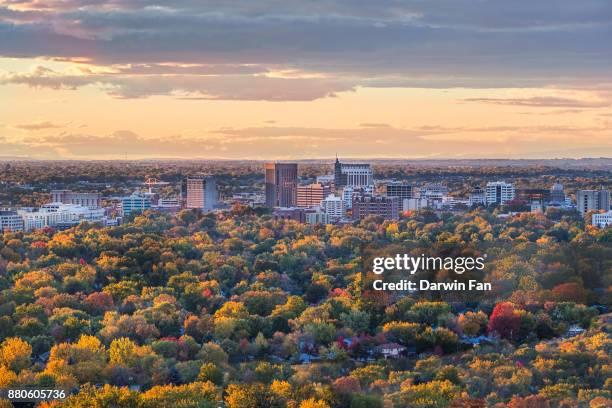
1, 1, 611, 159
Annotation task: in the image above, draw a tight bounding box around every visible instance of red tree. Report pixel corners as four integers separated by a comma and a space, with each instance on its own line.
84, 292, 115, 314
487, 302, 521, 340
551, 282, 588, 304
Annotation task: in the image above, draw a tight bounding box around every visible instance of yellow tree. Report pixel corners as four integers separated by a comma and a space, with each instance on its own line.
299, 398, 330, 408
0, 337, 32, 372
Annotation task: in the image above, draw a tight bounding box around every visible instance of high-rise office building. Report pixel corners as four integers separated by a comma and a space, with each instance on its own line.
576, 188, 611, 215
334, 157, 373, 188
51, 190, 101, 209
385, 182, 414, 201
186, 176, 218, 211
485, 182, 515, 205
352, 195, 399, 221
265, 163, 298, 208
297, 183, 330, 208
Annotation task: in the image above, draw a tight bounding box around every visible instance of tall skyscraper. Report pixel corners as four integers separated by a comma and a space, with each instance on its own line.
186, 176, 218, 211
265, 163, 298, 208
334, 157, 373, 188
576, 188, 611, 215
485, 182, 515, 205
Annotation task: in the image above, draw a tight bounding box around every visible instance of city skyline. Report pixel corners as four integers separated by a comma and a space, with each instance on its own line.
1, 1, 612, 159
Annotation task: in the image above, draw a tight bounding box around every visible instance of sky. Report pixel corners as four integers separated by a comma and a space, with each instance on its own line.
1, 0, 611, 160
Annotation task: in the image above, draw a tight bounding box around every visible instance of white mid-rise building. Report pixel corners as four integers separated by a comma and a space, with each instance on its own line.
592, 211, 612, 228
420, 183, 448, 201
305, 209, 329, 225
341, 185, 373, 209
334, 158, 373, 188
51, 190, 101, 209
154, 197, 181, 211
402, 198, 429, 211
0, 211, 24, 232
18, 203, 105, 232
157, 197, 180, 207
442, 196, 469, 209
486, 182, 515, 205
320, 194, 345, 222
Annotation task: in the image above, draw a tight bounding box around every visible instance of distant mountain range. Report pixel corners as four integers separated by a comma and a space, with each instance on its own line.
1, 157, 611, 170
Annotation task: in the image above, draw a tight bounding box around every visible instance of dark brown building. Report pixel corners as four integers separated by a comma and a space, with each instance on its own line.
385, 182, 414, 200
265, 163, 298, 208
272, 207, 305, 223
352, 195, 399, 220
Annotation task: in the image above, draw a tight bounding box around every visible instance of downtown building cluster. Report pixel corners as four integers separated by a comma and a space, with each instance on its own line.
1, 162, 611, 233
265, 158, 398, 224
261, 158, 612, 228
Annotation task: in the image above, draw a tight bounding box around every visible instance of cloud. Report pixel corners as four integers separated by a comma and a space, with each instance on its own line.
0, 0, 611, 100
10, 120, 66, 130
464, 96, 611, 108
1, 65, 97, 89
4, 0, 611, 29
358, 123, 392, 128
13, 122, 610, 159
1, 65, 354, 100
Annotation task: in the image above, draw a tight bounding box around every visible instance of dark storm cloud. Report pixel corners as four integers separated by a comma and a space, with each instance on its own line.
0, 0, 611, 99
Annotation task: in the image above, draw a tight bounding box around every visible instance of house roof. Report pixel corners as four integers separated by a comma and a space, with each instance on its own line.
374, 343, 406, 352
